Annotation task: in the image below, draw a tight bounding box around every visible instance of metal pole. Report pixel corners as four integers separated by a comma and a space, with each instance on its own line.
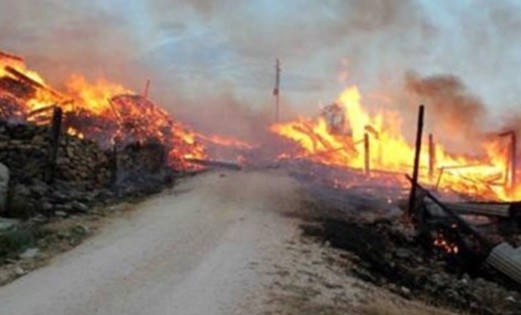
408, 105, 425, 218
364, 132, 370, 176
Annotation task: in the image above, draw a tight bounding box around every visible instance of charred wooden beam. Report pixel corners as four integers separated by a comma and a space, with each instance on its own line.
435, 163, 493, 190
5, 66, 46, 89
4, 66, 62, 98
405, 175, 492, 250
0, 51, 23, 62
27, 105, 56, 118
185, 158, 241, 171
45, 106, 63, 184
297, 146, 345, 160
440, 202, 521, 218
408, 105, 425, 218
107, 98, 123, 124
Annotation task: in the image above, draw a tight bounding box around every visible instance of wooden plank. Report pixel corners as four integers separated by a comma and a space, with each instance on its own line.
4, 66, 63, 98
185, 158, 241, 171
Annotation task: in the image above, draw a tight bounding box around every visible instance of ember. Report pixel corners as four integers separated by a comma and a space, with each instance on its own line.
433, 230, 460, 255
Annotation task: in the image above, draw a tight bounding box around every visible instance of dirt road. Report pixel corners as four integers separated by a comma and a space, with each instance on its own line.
0, 171, 309, 315
0, 170, 459, 315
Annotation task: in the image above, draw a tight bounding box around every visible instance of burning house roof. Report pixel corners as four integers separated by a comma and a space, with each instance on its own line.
0, 50, 206, 170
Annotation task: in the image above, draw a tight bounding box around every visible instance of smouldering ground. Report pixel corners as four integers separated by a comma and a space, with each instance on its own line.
0, 171, 455, 315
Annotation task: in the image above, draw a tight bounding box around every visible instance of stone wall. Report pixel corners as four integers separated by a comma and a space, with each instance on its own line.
0, 122, 111, 188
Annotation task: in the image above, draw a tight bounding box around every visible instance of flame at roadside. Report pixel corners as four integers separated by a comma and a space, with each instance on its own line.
271, 85, 515, 201
0, 53, 206, 169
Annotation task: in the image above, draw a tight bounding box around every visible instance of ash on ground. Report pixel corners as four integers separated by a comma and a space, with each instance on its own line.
297, 177, 521, 315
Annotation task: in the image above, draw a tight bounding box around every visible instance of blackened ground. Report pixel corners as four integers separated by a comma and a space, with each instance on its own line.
301, 213, 521, 315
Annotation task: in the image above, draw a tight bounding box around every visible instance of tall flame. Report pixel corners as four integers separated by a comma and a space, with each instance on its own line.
272, 85, 515, 201
0, 52, 206, 169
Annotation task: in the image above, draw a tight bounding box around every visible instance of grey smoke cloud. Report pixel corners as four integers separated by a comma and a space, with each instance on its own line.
1, 0, 521, 138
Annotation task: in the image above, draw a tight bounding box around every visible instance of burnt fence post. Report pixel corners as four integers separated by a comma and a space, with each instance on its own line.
44, 106, 62, 184
110, 138, 119, 187
364, 132, 370, 176
510, 132, 516, 194
428, 133, 435, 181
408, 105, 425, 219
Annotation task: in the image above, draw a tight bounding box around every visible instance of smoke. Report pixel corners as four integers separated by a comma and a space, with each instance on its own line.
404, 72, 489, 149
1, 0, 521, 141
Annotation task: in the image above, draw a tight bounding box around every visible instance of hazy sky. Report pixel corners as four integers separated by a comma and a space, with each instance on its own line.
2, 0, 521, 130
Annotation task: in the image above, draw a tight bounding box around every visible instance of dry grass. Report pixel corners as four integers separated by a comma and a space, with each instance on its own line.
362, 300, 457, 315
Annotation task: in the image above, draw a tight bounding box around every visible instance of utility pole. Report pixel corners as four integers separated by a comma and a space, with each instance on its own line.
273, 58, 281, 123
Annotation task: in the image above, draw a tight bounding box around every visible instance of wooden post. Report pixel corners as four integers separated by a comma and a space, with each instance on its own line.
45, 106, 62, 184
511, 132, 517, 193
408, 105, 425, 218
143, 79, 151, 100
273, 58, 281, 123
364, 132, 370, 176
110, 138, 119, 187
499, 131, 517, 196
428, 133, 435, 181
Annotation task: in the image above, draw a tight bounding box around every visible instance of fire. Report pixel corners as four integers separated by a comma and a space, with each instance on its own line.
271, 85, 517, 201
66, 127, 84, 139
196, 134, 253, 150
0, 51, 206, 169
0, 54, 45, 85
65, 75, 131, 115
2, 49, 518, 198
433, 231, 459, 255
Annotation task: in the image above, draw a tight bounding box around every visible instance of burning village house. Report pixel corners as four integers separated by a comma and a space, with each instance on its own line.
0, 49, 521, 313
0, 50, 214, 218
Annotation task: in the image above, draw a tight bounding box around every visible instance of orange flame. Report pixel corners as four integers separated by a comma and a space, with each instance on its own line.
65, 75, 131, 115
0, 53, 206, 169
272, 85, 516, 201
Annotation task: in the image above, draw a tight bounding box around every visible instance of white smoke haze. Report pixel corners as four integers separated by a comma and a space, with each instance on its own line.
1, 0, 521, 142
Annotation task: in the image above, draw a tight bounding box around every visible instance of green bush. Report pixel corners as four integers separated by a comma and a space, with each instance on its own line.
0, 228, 36, 258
